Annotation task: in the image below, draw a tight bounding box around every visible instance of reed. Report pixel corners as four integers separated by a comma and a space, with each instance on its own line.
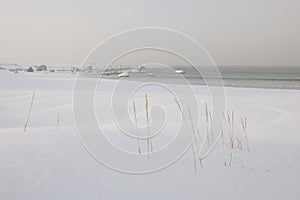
133, 98, 141, 155
199, 157, 203, 168
196, 129, 202, 143
145, 94, 152, 155
188, 108, 199, 147
174, 98, 185, 120
209, 111, 214, 144
221, 111, 228, 149
241, 116, 249, 152
221, 124, 225, 149
205, 103, 211, 146
227, 111, 234, 149
24, 91, 36, 132
236, 135, 242, 150
175, 99, 197, 172
229, 152, 233, 166
192, 143, 197, 173
188, 107, 203, 168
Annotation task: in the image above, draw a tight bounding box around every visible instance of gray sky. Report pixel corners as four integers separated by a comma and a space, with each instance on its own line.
0, 0, 299, 66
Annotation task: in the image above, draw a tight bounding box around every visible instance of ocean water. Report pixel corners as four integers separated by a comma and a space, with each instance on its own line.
2, 64, 300, 90
113, 66, 300, 90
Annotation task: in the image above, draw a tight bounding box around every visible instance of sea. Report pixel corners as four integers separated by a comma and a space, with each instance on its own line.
2, 64, 300, 90
112, 66, 300, 90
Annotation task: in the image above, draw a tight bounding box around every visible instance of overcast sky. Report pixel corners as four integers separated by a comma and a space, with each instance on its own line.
0, 0, 299, 66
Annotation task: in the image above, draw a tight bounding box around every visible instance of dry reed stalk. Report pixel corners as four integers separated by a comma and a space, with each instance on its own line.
227, 111, 234, 149
133, 98, 141, 155
24, 91, 36, 132
174, 98, 185, 120
175, 99, 197, 171
188, 107, 203, 168
57, 113, 60, 132
227, 111, 231, 127
236, 136, 242, 150
221, 125, 225, 149
192, 143, 197, 173
145, 94, 152, 155
225, 111, 230, 138
205, 103, 211, 146
188, 108, 199, 146
209, 111, 214, 144
174, 99, 185, 122
221, 111, 228, 149
199, 157, 203, 168
229, 152, 233, 166
196, 129, 202, 142
241, 116, 249, 152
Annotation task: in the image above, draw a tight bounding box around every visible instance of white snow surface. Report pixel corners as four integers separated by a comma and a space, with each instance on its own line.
0, 70, 300, 200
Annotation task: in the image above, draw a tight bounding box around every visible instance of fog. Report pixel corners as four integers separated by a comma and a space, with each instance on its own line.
0, 0, 299, 66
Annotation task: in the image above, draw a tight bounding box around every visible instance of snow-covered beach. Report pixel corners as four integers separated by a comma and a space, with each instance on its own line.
0, 70, 300, 199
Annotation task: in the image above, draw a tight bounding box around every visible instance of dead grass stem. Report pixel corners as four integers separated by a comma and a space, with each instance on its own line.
175, 99, 197, 172
205, 103, 211, 146
133, 98, 141, 155
24, 91, 35, 132
241, 116, 249, 152
188, 107, 203, 168
145, 94, 152, 155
